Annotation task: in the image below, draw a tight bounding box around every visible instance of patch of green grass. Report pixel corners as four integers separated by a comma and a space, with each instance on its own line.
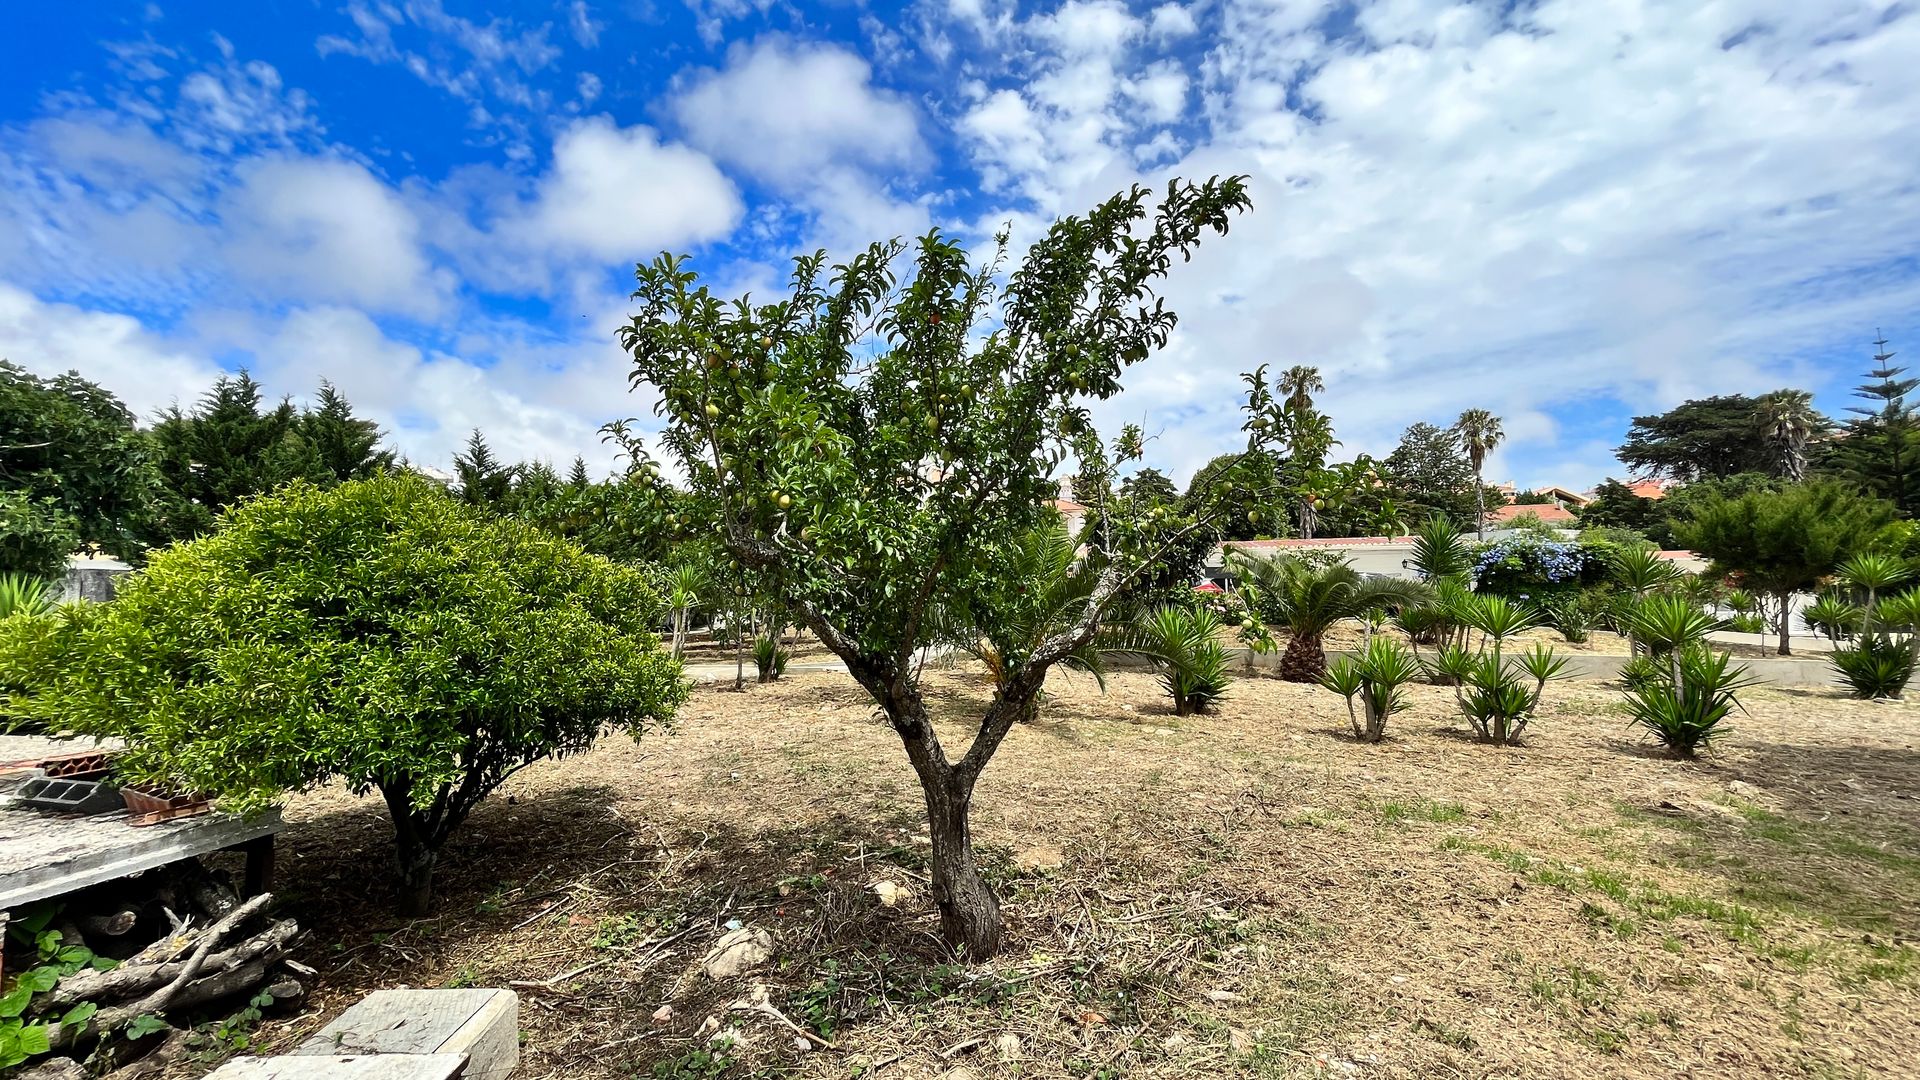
1380, 797, 1468, 825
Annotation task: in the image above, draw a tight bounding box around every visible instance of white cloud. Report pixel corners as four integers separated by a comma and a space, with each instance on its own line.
1147, 3, 1198, 41
568, 1, 602, 48
947, 0, 1920, 491
222, 157, 451, 317
509, 118, 742, 263
672, 38, 925, 184
0, 284, 223, 418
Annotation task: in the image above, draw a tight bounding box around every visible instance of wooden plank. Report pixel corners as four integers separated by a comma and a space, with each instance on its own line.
205, 1055, 468, 1080
294, 990, 518, 1080
0, 805, 282, 910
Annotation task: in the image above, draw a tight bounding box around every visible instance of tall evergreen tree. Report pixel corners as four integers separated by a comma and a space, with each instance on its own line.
1833, 332, 1918, 513
299, 381, 394, 481
142, 371, 321, 546
452, 429, 515, 508
1382, 421, 1482, 524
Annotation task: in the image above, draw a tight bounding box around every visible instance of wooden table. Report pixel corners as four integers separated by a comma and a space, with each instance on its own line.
0, 802, 282, 911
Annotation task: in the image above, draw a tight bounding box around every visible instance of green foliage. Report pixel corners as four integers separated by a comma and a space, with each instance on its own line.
0, 360, 158, 566
1618, 593, 1723, 657
1114, 604, 1233, 716
1616, 390, 1828, 482
1825, 334, 1919, 513
1409, 515, 1471, 582
1233, 551, 1429, 680
141, 372, 392, 548
753, 634, 790, 682
1625, 646, 1756, 757
1607, 545, 1682, 596
1319, 636, 1421, 742
0, 474, 686, 912
0, 491, 80, 580
453, 429, 516, 508
1829, 634, 1916, 699
0, 573, 53, 620
1182, 452, 1289, 541
1802, 592, 1862, 642
1433, 593, 1567, 744
1678, 481, 1894, 653
2, 904, 118, 1068
1578, 480, 1671, 545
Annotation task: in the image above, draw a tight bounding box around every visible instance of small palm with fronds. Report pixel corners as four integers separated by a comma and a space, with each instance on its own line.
1232, 553, 1431, 681
1320, 636, 1422, 742
664, 563, 708, 660
1109, 604, 1232, 715
942, 518, 1109, 721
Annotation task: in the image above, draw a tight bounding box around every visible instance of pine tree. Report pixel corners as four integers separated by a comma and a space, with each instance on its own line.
142, 371, 315, 545
299, 382, 393, 481
453, 430, 514, 508
1836, 332, 1919, 513
566, 456, 592, 489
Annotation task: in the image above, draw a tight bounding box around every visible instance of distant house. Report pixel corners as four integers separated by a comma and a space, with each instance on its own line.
1625, 479, 1668, 501
1484, 502, 1579, 528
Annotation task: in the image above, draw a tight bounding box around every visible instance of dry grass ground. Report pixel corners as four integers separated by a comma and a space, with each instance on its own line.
233, 665, 1920, 1080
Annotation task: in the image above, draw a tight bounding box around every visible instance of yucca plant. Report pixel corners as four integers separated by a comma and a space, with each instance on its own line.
1617, 593, 1722, 659
0, 574, 54, 620
1409, 516, 1472, 582
1837, 553, 1911, 622
1610, 546, 1683, 597
1319, 636, 1421, 742
1233, 553, 1430, 682
1801, 591, 1861, 643
1618, 653, 1665, 692
1625, 645, 1756, 757
1425, 640, 1477, 690
1830, 634, 1915, 699
752, 634, 790, 683
663, 563, 708, 660
1455, 642, 1571, 744
1111, 604, 1233, 715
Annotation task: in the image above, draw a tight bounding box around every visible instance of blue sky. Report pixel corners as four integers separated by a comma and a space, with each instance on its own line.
3, 0, 1917, 489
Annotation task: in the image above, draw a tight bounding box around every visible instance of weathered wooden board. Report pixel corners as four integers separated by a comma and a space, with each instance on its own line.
205, 1054, 469, 1080
294, 990, 518, 1080
0, 803, 281, 910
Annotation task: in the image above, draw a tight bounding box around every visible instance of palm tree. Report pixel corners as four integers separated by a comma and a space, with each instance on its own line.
1231, 553, 1431, 681
1279, 365, 1325, 410
940, 518, 1108, 722
664, 564, 708, 660
1763, 390, 1818, 482
1451, 409, 1505, 539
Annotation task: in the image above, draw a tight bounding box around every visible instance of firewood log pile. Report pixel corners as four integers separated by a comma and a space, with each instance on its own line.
3, 860, 308, 1078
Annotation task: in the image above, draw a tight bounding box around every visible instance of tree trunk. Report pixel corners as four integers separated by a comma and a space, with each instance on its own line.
1475, 477, 1487, 540
1776, 591, 1792, 656
889, 693, 1005, 959
921, 767, 1003, 958
1278, 632, 1327, 682
383, 785, 442, 917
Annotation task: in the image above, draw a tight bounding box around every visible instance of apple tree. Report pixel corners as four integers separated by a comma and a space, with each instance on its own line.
619, 178, 1270, 957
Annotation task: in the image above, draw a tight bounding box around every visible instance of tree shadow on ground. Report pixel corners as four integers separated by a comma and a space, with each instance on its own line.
262, 782, 1044, 1073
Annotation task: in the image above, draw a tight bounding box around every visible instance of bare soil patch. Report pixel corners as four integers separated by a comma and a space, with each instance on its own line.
232, 664, 1920, 1079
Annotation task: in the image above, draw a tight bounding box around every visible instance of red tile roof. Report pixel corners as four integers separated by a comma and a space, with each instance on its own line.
1485, 503, 1579, 525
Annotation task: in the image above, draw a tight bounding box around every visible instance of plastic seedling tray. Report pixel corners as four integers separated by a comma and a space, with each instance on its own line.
15, 776, 126, 815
